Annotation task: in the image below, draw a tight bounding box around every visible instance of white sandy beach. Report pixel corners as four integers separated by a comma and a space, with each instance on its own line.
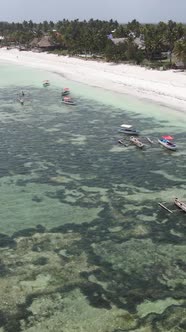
0, 47, 186, 111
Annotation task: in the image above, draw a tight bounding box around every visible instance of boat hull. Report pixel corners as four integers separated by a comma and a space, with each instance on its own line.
119, 129, 139, 135
130, 136, 144, 148
62, 101, 76, 105
61, 92, 70, 96
174, 198, 186, 212
158, 139, 176, 151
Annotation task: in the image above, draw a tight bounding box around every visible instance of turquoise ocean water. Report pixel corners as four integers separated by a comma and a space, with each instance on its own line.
0, 61, 186, 332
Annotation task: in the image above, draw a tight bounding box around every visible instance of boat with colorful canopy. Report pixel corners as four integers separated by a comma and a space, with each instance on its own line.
43, 80, 50, 87
119, 124, 139, 135
61, 88, 70, 96
158, 135, 177, 151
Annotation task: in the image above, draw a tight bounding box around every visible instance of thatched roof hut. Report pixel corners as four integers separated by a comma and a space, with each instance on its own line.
30, 37, 39, 48
37, 36, 52, 48
30, 35, 59, 51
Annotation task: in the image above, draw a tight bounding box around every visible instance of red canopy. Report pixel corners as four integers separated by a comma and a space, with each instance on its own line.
162, 135, 174, 140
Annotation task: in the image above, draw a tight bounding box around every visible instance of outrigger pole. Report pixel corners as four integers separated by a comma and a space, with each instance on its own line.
158, 202, 173, 213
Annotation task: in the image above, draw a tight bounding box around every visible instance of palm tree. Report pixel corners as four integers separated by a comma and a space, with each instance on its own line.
165, 20, 184, 65
143, 25, 159, 60
174, 40, 186, 69
127, 19, 141, 37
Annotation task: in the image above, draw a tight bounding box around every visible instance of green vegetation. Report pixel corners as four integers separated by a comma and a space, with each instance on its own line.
174, 39, 186, 67
0, 19, 186, 68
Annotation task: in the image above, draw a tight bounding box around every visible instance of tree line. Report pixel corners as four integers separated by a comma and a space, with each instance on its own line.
0, 19, 186, 68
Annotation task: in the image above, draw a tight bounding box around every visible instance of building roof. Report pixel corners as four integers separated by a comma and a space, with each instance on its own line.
111, 38, 127, 45
134, 37, 145, 49
29, 37, 39, 47
30, 35, 55, 48
37, 35, 53, 48
111, 37, 145, 49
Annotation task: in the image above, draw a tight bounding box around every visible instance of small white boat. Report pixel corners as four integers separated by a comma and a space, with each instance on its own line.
43, 80, 50, 87
119, 124, 139, 135
174, 198, 186, 212
62, 96, 76, 105
158, 137, 177, 151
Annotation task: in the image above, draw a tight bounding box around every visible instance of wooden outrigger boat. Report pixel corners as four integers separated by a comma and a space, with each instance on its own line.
174, 198, 186, 212
119, 124, 139, 135
130, 136, 144, 148
158, 202, 173, 213
43, 80, 50, 87
158, 198, 186, 213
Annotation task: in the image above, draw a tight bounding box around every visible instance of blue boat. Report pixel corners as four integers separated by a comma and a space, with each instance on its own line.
158, 138, 177, 151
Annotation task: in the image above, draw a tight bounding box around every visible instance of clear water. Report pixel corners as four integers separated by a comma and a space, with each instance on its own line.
0, 62, 186, 332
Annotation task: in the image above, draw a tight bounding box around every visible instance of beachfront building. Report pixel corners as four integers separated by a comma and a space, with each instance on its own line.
111, 36, 145, 50
30, 35, 60, 52
111, 36, 170, 61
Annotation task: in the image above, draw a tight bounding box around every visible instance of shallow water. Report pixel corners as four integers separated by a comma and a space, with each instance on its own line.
0, 62, 186, 332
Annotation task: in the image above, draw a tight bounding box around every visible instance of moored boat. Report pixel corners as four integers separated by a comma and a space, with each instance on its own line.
62, 96, 76, 105
130, 136, 144, 148
43, 80, 50, 87
174, 198, 186, 212
158, 136, 176, 151
17, 97, 24, 105
61, 88, 70, 96
119, 124, 139, 135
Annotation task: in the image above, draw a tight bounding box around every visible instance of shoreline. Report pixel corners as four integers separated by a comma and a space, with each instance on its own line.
0, 48, 186, 112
